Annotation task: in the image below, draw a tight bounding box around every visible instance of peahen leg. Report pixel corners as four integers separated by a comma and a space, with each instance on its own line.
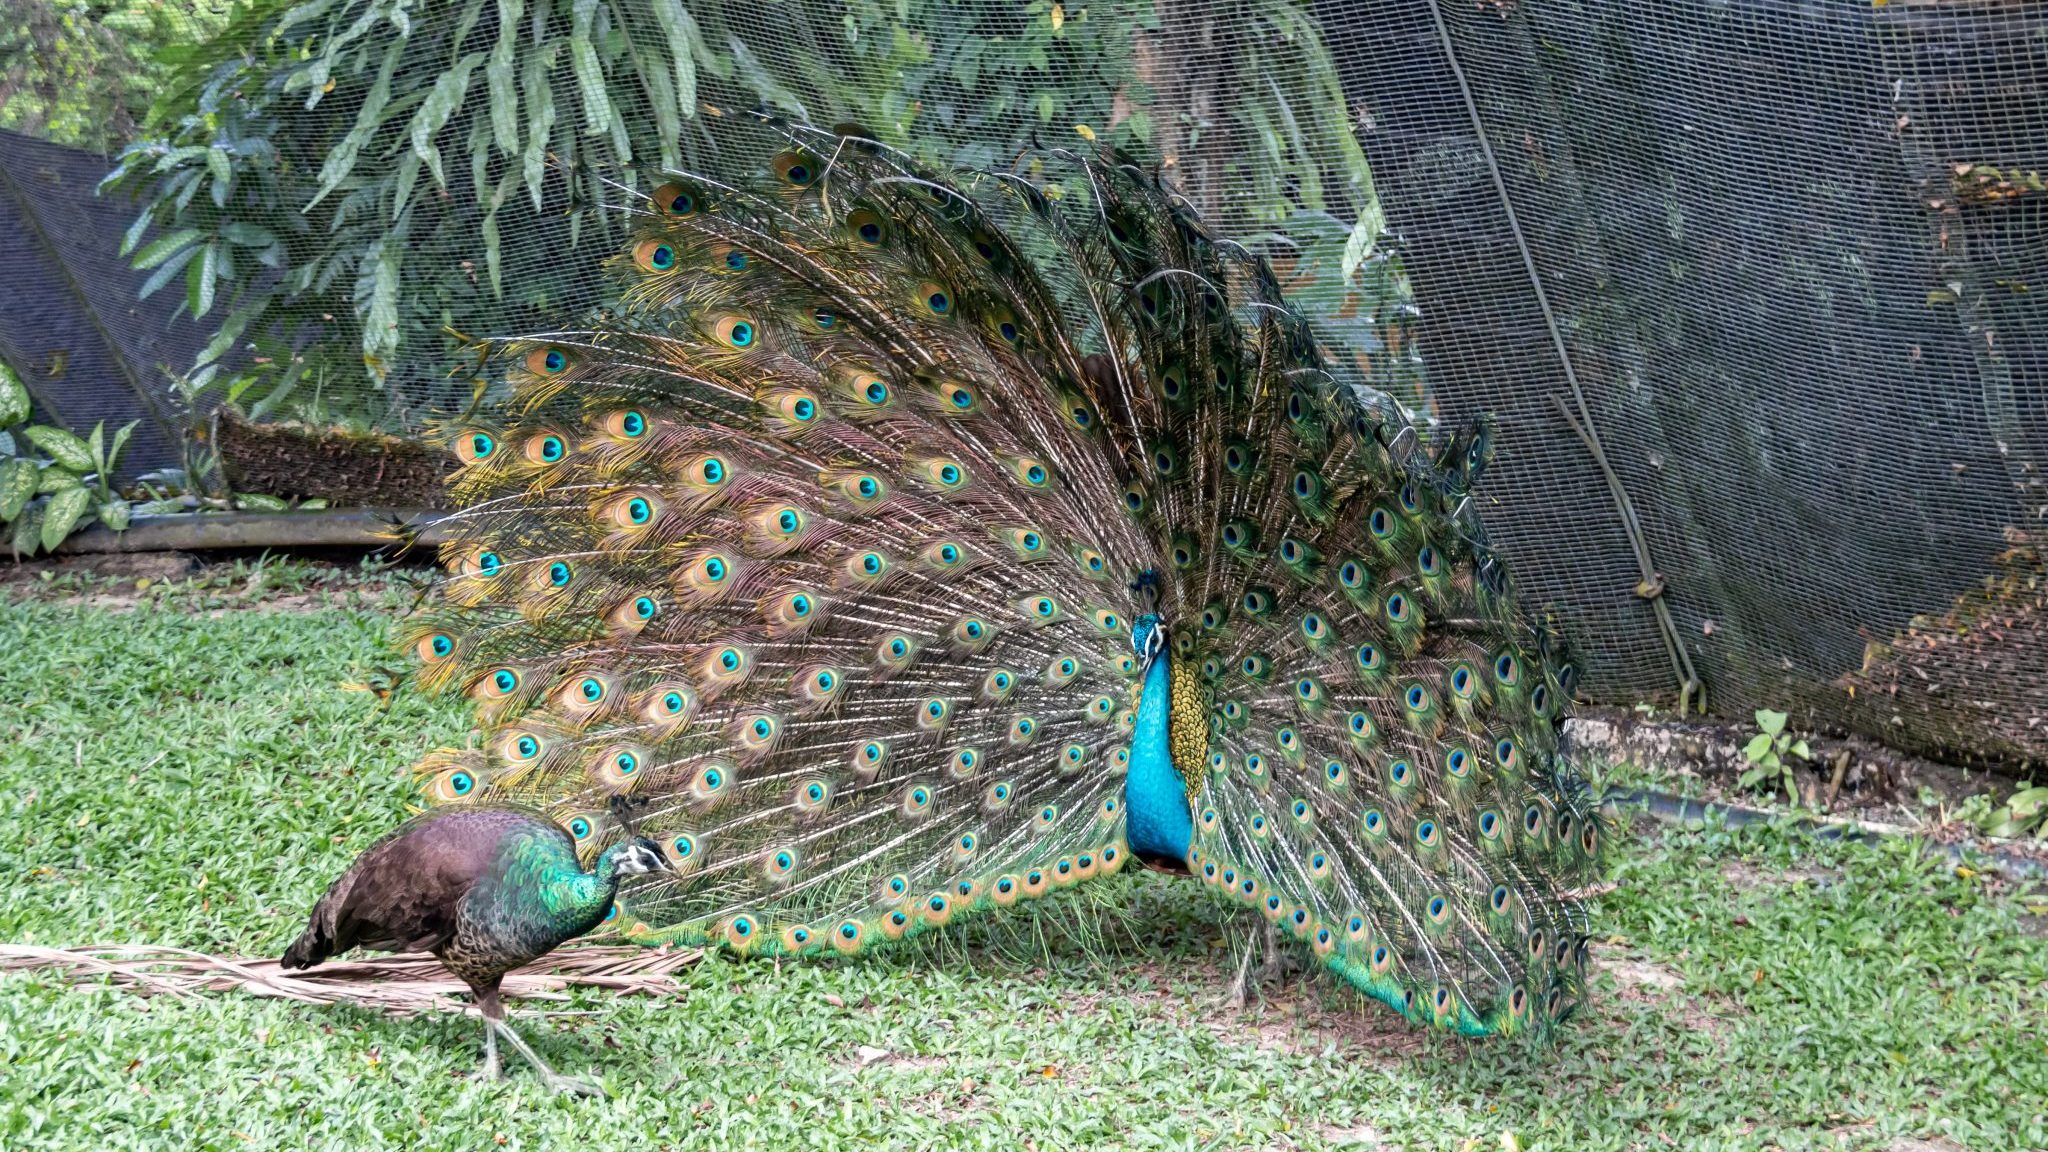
481, 1015, 500, 1081
478, 986, 601, 1096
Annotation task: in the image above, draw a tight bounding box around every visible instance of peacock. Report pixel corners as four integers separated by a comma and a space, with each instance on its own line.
284, 803, 666, 1093
347, 117, 1604, 1075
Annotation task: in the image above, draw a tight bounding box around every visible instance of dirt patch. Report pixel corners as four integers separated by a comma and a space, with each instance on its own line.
1312, 1123, 1390, 1149
1717, 859, 1842, 893
1592, 944, 1733, 1038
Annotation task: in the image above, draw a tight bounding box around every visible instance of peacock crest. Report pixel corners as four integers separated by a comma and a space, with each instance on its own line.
401, 118, 1605, 1037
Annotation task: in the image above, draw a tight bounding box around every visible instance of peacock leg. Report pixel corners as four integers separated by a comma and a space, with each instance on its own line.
479, 987, 601, 1096
1223, 928, 1258, 1010
1257, 921, 1283, 985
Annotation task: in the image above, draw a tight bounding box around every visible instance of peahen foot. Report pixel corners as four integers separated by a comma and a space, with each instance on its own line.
483, 1010, 605, 1096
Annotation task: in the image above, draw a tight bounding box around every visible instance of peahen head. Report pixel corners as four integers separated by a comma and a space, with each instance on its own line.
606, 837, 668, 877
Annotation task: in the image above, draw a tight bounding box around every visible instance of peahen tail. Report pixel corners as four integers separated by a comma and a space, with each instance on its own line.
400, 118, 1606, 1036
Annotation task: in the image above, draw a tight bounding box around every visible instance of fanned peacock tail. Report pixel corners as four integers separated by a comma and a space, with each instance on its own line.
401, 118, 1607, 1037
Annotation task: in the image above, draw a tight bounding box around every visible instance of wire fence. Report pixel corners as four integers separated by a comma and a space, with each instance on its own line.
6, 0, 2044, 768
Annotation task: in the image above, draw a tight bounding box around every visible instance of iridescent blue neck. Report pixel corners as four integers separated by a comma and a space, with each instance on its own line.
1124, 654, 1191, 864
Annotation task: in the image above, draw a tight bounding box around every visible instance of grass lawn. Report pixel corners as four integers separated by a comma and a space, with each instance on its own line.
1, 565, 2043, 1151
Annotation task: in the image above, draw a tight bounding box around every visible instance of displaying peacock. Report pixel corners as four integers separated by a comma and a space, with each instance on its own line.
363, 117, 1604, 1059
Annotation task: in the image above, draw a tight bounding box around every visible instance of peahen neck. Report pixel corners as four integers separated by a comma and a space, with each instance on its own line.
1125, 653, 1193, 867
480, 833, 623, 946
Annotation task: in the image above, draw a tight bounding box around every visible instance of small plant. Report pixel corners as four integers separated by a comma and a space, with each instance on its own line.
1740, 708, 1811, 807
0, 362, 138, 557
1979, 784, 2048, 840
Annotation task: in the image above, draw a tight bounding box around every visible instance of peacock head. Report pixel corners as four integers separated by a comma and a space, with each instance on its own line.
608, 837, 669, 876
1131, 613, 1166, 671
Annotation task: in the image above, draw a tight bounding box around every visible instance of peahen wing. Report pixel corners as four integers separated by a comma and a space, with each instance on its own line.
403, 124, 1165, 956
1020, 153, 1609, 1037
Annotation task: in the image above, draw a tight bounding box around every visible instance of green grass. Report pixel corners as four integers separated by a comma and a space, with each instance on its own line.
2, 587, 2044, 1151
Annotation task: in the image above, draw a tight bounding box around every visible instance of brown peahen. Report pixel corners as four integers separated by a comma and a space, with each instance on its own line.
284, 804, 665, 1092
384, 117, 1605, 1045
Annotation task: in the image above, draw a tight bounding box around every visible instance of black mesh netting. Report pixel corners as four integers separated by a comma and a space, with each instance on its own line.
25, 0, 2048, 767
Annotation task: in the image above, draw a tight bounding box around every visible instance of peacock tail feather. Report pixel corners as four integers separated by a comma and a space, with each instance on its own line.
403, 118, 1606, 1037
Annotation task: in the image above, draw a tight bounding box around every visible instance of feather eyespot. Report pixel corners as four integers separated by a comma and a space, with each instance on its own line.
937, 382, 980, 413
525, 346, 569, 376
454, 431, 496, 464
771, 150, 819, 187
651, 182, 697, 217
416, 633, 457, 664
917, 282, 954, 316
478, 667, 520, 698
633, 239, 677, 273
524, 433, 569, 465
922, 459, 969, 491
846, 208, 887, 246
902, 784, 934, 816
604, 409, 649, 439
714, 315, 758, 350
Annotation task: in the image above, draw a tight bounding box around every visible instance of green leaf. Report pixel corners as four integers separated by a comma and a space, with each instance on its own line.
234, 493, 291, 512
130, 228, 203, 271
1755, 709, 1788, 736
650, 0, 700, 116
0, 458, 35, 521
1742, 733, 1775, 764
108, 420, 136, 472
22, 425, 94, 471
1737, 765, 1768, 789
36, 466, 82, 494
0, 361, 29, 425
220, 222, 278, 248
1789, 740, 1811, 760
569, 0, 613, 137
310, 38, 403, 208
41, 486, 91, 551
407, 51, 485, 190
487, 0, 524, 154
87, 422, 105, 472
11, 502, 42, 557
99, 498, 132, 532
188, 242, 219, 319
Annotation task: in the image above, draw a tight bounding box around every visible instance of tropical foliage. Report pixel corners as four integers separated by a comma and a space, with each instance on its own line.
98, 0, 1412, 428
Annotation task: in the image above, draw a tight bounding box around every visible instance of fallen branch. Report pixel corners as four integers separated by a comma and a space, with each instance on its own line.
0, 943, 703, 1016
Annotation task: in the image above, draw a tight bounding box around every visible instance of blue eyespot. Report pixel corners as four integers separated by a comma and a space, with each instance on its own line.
634, 597, 656, 619
515, 735, 540, 759
792, 397, 816, 421
469, 433, 495, 459
704, 557, 728, 581
616, 752, 639, 775
660, 692, 684, 715
430, 634, 454, 658
701, 458, 726, 484
539, 436, 565, 462
492, 669, 518, 693
449, 771, 474, 795
548, 562, 572, 587
726, 251, 749, 271
580, 678, 604, 703
620, 411, 646, 437
477, 552, 502, 577
729, 321, 755, 347
628, 498, 652, 524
